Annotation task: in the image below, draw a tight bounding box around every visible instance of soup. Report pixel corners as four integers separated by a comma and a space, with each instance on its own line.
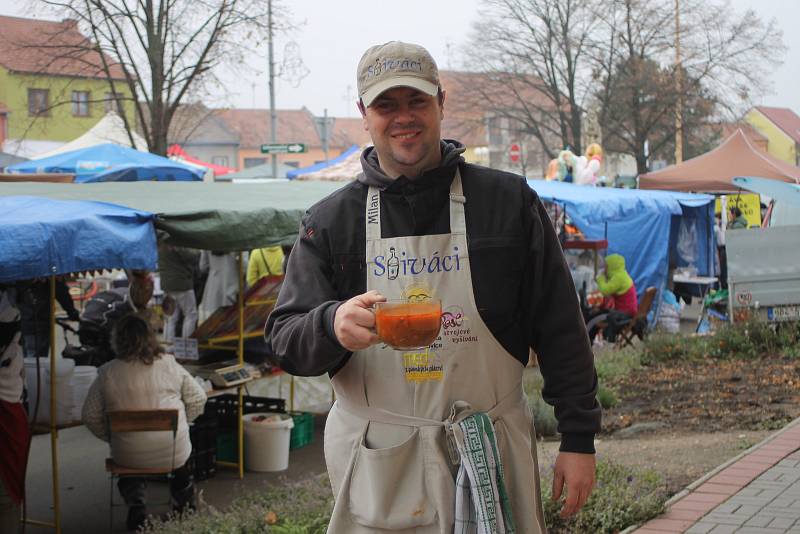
374, 300, 442, 350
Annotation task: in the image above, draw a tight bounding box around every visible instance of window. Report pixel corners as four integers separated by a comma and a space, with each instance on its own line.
104, 92, 123, 115
244, 157, 266, 168
211, 156, 229, 167
28, 88, 49, 116
72, 91, 90, 116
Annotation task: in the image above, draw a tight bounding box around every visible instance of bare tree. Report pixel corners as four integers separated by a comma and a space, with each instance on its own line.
592, 0, 782, 173
462, 0, 599, 160
36, 0, 290, 155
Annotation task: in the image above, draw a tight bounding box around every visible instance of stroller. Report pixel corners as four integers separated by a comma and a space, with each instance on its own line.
59, 287, 136, 367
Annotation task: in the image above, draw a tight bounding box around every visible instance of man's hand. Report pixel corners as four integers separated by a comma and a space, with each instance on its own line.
333, 290, 386, 351
552, 451, 596, 518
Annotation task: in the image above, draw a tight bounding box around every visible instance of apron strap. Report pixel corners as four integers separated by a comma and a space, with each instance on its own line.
365, 167, 467, 242
449, 167, 467, 236
335, 383, 523, 429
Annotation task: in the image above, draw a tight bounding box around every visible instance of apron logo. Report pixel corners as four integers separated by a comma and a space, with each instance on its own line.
373, 246, 461, 278
402, 350, 444, 383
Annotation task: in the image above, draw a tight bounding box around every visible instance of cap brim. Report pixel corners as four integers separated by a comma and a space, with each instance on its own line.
361, 76, 439, 107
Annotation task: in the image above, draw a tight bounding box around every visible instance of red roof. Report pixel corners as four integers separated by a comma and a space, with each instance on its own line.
755, 106, 800, 144
330, 117, 371, 148
639, 129, 800, 192
216, 108, 320, 149
0, 15, 126, 80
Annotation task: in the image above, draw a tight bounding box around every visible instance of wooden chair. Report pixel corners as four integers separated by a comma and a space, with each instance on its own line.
105, 409, 179, 532
614, 287, 658, 348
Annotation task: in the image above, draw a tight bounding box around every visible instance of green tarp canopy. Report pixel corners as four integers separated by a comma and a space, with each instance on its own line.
0, 181, 347, 251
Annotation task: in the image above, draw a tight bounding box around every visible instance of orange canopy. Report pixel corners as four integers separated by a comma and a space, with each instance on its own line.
638, 129, 800, 193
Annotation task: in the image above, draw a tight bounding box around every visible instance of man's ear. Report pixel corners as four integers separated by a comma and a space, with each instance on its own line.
439, 90, 446, 119
357, 100, 368, 131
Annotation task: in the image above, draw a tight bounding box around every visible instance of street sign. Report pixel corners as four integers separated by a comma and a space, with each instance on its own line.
509, 143, 521, 162
260, 143, 307, 154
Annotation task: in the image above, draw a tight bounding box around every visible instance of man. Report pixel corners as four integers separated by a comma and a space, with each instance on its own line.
158, 242, 199, 341
728, 206, 748, 229
266, 41, 600, 533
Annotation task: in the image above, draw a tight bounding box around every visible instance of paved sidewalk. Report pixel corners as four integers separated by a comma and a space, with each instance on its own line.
631, 417, 800, 533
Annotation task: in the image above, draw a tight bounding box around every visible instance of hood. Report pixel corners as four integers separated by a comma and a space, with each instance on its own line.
605, 254, 626, 274
357, 139, 466, 189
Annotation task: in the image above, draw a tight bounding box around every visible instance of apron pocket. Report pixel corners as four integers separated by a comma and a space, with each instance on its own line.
348, 428, 436, 529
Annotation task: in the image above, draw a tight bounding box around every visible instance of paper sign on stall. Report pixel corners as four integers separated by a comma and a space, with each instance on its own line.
172, 337, 199, 360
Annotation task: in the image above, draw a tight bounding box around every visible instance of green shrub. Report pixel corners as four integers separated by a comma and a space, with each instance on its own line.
596, 385, 618, 409
144, 475, 333, 534
541, 457, 667, 533
595, 346, 641, 380
529, 392, 558, 438
641, 319, 800, 363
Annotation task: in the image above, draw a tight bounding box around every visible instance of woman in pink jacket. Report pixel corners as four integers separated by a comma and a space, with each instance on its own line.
586, 254, 638, 342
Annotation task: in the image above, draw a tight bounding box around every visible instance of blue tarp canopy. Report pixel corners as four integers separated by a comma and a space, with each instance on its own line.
5, 143, 204, 182
286, 144, 360, 179
0, 196, 157, 283
527, 180, 716, 299
732, 176, 800, 208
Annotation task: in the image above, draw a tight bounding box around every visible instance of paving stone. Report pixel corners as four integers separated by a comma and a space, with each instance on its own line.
685, 523, 715, 534
735, 527, 787, 534
708, 524, 738, 534
769, 516, 799, 529
701, 513, 747, 526
744, 514, 774, 527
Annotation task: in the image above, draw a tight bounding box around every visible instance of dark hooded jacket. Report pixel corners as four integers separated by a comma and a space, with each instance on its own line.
265, 141, 600, 453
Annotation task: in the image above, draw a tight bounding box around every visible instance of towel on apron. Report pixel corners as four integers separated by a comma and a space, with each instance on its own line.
453, 412, 515, 534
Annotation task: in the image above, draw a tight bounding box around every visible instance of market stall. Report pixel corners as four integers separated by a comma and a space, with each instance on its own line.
4, 143, 205, 182
0, 195, 157, 533
528, 179, 716, 315
638, 129, 800, 193
0, 180, 346, 478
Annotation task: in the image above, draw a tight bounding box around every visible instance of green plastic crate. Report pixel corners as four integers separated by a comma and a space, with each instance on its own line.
216, 431, 237, 462
289, 411, 314, 450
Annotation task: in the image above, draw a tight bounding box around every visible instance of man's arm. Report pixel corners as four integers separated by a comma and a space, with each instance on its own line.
524, 187, 600, 515
265, 217, 351, 376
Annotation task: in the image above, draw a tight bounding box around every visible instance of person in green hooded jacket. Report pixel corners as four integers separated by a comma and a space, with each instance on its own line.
585, 254, 638, 342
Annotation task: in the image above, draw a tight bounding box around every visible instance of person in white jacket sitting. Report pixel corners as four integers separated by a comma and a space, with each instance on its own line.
82, 313, 207, 531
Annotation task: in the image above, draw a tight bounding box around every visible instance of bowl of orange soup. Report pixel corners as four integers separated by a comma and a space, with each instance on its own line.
374, 299, 442, 351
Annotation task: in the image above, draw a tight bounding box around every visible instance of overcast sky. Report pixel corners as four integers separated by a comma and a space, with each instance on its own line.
1, 0, 797, 118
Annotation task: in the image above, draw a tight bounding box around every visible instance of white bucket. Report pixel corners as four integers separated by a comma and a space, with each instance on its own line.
24, 357, 75, 425
243, 412, 294, 472
71, 366, 98, 421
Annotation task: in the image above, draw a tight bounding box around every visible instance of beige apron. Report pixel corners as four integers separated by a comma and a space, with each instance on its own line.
325, 170, 546, 533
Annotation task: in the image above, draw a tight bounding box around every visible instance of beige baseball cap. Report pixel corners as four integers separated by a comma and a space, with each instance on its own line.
357, 41, 440, 107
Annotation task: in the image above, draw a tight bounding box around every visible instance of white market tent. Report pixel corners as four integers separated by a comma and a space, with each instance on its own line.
35, 112, 148, 159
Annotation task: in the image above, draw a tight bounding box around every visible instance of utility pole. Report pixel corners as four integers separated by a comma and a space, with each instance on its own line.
674, 0, 683, 164
322, 108, 329, 163
268, 0, 278, 178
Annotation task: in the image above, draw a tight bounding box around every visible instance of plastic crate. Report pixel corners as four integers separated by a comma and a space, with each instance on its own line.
188, 414, 218, 480
289, 411, 314, 450
204, 394, 286, 430
215, 431, 237, 463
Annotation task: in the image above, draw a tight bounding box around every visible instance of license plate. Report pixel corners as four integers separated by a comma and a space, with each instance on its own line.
767, 306, 800, 322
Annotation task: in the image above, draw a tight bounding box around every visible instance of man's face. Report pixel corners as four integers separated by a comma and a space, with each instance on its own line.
360, 86, 444, 178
